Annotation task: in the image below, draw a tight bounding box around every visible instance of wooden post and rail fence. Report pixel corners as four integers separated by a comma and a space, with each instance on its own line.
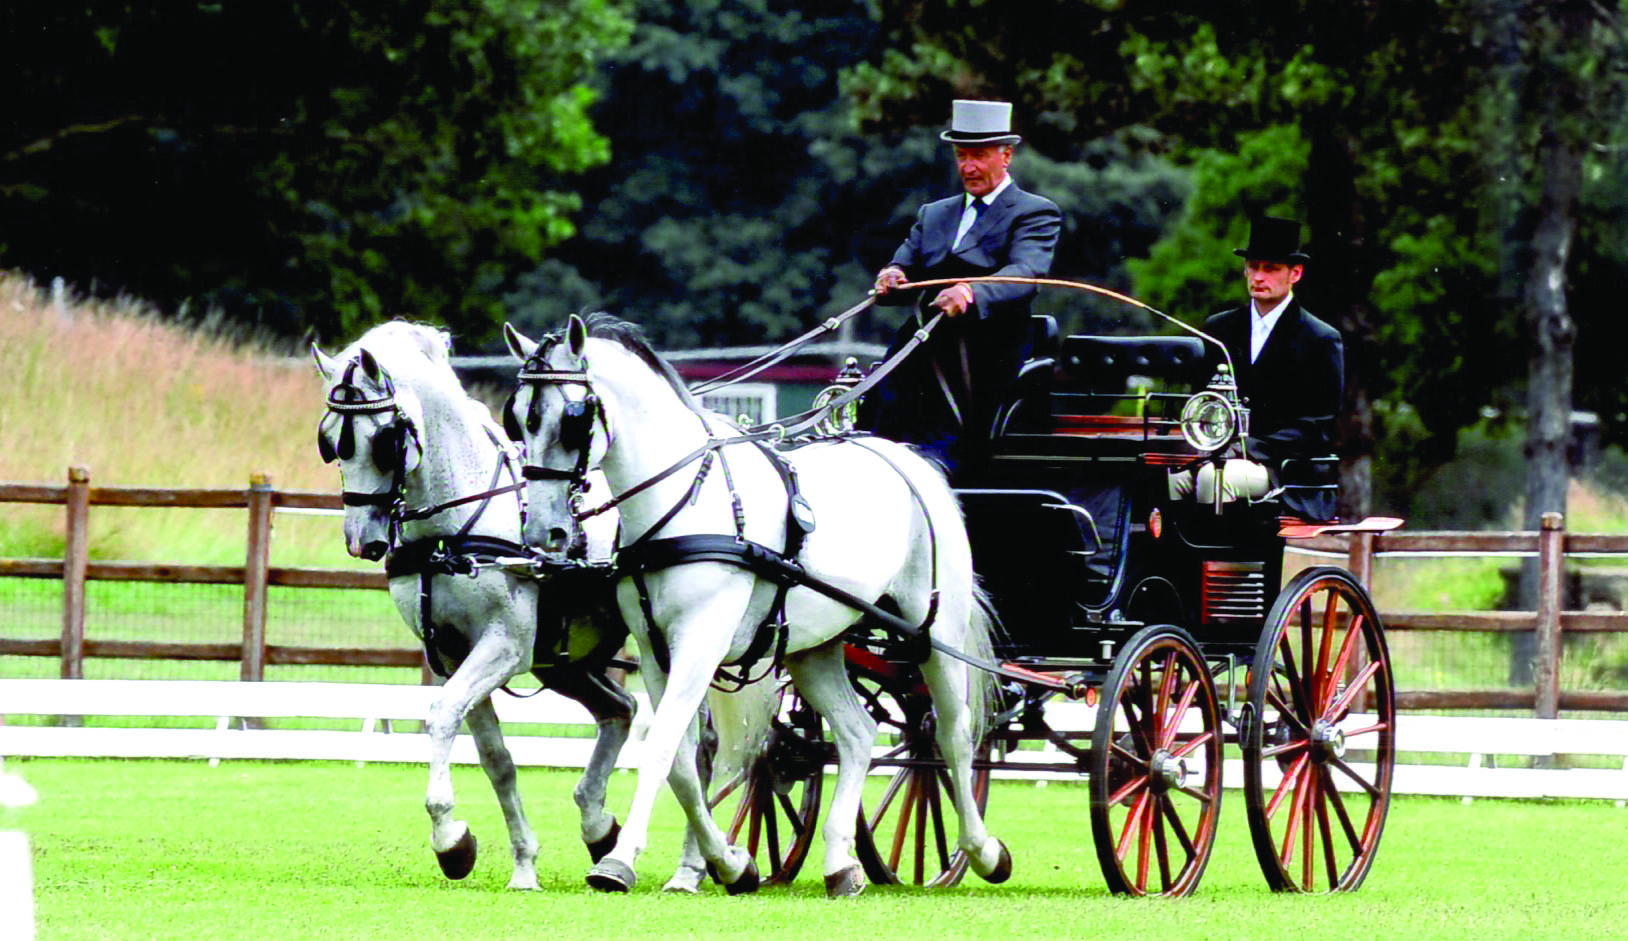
2, 467, 1626, 715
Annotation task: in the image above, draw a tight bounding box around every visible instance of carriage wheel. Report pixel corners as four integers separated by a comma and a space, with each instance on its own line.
707, 681, 824, 886
1089, 625, 1223, 897
1242, 566, 1395, 893
850, 685, 992, 888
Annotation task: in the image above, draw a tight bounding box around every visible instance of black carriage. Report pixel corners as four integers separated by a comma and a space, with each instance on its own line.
716, 307, 1398, 897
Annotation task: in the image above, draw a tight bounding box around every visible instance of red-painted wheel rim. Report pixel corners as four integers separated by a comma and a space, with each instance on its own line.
1243, 568, 1396, 893
1089, 626, 1223, 897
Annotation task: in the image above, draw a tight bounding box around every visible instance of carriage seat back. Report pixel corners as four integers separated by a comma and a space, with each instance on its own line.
1059, 335, 1209, 394
988, 316, 1060, 436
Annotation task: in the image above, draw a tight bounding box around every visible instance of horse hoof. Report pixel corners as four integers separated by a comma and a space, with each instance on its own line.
979, 841, 1013, 884
587, 858, 637, 893
704, 856, 760, 896
585, 818, 621, 863
824, 864, 867, 899
435, 829, 478, 881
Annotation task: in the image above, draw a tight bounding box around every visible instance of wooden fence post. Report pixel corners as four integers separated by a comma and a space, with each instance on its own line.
1534, 511, 1564, 720
61, 465, 90, 681
241, 473, 273, 683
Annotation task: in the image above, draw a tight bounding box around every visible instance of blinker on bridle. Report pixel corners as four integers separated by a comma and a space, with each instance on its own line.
507, 345, 603, 501
318, 359, 413, 509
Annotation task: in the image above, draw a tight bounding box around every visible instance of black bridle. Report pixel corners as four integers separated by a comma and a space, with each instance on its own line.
505, 345, 606, 502
320, 356, 522, 549
318, 359, 413, 513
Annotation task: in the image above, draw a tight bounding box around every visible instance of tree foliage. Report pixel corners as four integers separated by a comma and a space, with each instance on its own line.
1, 1, 630, 343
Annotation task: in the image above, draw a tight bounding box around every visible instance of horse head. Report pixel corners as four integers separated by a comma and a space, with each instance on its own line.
504, 316, 606, 561
312, 343, 425, 560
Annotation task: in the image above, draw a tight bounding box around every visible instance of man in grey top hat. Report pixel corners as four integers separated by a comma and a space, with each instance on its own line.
865, 99, 1062, 475
1171, 215, 1345, 519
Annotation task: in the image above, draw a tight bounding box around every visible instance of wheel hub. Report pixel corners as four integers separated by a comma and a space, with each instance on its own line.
1310, 719, 1346, 763
1149, 749, 1189, 793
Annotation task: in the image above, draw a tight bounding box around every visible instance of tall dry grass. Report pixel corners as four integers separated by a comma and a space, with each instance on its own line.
1, 274, 349, 565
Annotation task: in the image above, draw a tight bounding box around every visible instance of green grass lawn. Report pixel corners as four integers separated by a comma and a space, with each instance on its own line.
7, 759, 1627, 940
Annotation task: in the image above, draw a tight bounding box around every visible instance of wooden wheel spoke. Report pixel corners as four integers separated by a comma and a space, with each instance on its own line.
774, 790, 807, 837
1152, 794, 1174, 893
1264, 687, 1313, 737
1108, 772, 1152, 807
708, 769, 747, 810
1324, 613, 1365, 711
867, 769, 908, 831
763, 789, 782, 867
1159, 792, 1197, 858
1278, 762, 1312, 870
1162, 675, 1201, 750
1275, 637, 1315, 724
1321, 766, 1365, 856
1174, 782, 1217, 804
1324, 660, 1382, 721
1316, 782, 1340, 889
1171, 728, 1214, 760
913, 774, 929, 883
886, 775, 919, 870
931, 769, 953, 871
1111, 740, 1152, 767
1155, 651, 1180, 724
1328, 755, 1383, 799
1298, 597, 1315, 697
1340, 720, 1389, 740
1314, 593, 1340, 706
1262, 738, 1308, 760
1265, 753, 1310, 821
1137, 789, 1155, 890
1300, 765, 1317, 889
1115, 791, 1151, 862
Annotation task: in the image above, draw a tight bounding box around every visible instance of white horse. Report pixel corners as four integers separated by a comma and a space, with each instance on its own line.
312, 320, 773, 892
503, 313, 1009, 897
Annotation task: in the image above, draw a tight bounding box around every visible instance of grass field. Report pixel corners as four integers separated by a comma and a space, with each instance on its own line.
6, 759, 1628, 940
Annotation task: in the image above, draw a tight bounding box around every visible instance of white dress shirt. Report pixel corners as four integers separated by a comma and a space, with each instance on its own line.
954, 176, 1013, 249
1250, 293, 1294, 363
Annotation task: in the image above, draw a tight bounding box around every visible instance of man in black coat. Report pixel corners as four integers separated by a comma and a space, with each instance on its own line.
866, 99, 1062, 475
1179, 216, 1344, 519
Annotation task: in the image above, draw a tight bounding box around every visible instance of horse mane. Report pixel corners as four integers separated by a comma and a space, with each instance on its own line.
579, 312, 701, 410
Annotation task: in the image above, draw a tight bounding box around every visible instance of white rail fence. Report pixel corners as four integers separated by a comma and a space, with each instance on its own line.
2, 679, 1626, 803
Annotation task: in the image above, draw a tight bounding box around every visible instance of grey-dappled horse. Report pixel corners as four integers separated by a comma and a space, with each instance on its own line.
503, 313, 1009, 897
312, 320, 774, 892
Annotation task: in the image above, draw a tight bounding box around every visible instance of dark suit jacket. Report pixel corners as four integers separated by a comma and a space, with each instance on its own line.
1204, 300, 1343, 518
869, 181, 1062, 457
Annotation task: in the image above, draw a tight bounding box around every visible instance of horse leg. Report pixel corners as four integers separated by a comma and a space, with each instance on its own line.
463, 696, 540, 889
920, 649, 1009, 882
539, 667, 635, 861
785, 640, 878, 898
587, 615, 736, 894
424, 631, 526, 881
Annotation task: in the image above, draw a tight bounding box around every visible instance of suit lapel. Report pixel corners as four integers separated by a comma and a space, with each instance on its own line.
954, 185, 1018, 258
1256, 301, 1302, 370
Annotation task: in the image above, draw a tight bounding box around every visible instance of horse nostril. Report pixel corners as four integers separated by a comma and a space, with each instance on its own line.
361, 541, 388, 562
547, 527, 570, 553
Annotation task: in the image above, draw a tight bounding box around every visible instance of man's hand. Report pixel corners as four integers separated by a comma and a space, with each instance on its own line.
873, 265, 908, 296
930, 282, 976, 318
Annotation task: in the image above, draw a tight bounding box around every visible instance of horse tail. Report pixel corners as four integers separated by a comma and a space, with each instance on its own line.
702, 672, 778, 794
965, 582, 1000, 747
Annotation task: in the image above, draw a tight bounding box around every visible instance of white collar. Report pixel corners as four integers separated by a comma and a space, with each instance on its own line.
1251, 292, 1294, 324
1249, 293, 1293, 362
966, 175, 1013, 209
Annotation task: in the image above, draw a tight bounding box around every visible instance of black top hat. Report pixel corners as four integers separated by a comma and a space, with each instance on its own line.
939, 99, 1022, 147
1233, 216, 1309, 264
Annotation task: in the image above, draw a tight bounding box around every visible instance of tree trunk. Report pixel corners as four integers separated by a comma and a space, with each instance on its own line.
1305, 119, 1373, 520
1512, 0, 1587, 686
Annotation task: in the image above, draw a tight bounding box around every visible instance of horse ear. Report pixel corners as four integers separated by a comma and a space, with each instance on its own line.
359, 348, 381, 382
504, 322, 538, 362
567, 314, 587, 359
311, 344, 338, 381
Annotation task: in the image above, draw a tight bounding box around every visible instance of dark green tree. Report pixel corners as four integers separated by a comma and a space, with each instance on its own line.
0, 1, 630, 342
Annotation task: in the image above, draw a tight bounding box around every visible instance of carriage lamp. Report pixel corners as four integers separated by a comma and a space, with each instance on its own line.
812, 356, 866, 436
1179, 391, 1238, 453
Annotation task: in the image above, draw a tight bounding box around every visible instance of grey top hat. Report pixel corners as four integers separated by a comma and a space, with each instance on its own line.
940, 99, 1022, 146
1233, 216, 1310, 264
